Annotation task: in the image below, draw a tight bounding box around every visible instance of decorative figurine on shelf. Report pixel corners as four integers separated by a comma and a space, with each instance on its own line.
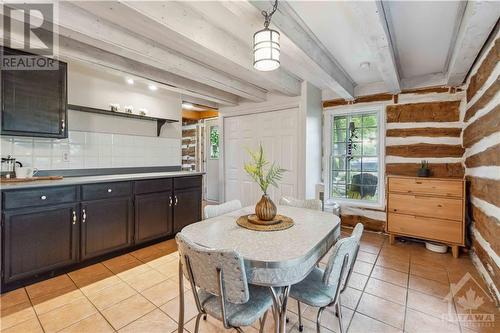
124, 105, 133, 114
244, 144, 287, 221
138, 108, 148, 116
110, 103, 120, 112
417, 160, 431, 177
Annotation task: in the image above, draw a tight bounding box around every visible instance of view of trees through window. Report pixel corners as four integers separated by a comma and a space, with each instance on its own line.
330, 112, 379, 202
210, 126, 220, 159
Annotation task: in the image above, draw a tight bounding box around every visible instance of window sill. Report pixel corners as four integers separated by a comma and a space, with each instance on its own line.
325, 198, 385, 211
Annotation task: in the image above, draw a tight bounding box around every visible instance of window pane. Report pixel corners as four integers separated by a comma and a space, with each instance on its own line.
363, 140, 377, 156
332, 183, 347, 198
351, 116, 362, 128
332, 157, 346, 170
333, 143, 346, 155
209, 126, 220, 159
362, 127, 377, 141
363, 114, 377, 127
362, 157, 378, 171
348, 157, 361, 171
333, 129, 347, 142
334, 116, 347, 129
331, 171, 346, 183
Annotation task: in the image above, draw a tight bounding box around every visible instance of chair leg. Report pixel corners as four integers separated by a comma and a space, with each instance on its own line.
259, 310, 268, 333
297, 301, 303, 332
336, 303, 344, 333
194, 313, 203, 333
316, 307, 325, 333
235, 328, 244, 333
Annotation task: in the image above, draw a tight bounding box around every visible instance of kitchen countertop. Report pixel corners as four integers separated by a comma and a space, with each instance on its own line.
0, 171, 204, 190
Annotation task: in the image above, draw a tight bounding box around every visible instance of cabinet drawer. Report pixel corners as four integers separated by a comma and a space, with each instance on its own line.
2, 186, 77, 210
388, 213, 463, 244
388, 177, 463, 198
388, 193, 462, 221
135, 178, 172, 195
81, 182, 131, 201
174, 176, 201, 190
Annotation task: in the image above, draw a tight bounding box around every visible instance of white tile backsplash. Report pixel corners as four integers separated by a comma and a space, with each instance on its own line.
1, 131, 181, 170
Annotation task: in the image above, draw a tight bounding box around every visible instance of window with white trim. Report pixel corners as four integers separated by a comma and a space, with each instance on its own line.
325, 106, 384, 208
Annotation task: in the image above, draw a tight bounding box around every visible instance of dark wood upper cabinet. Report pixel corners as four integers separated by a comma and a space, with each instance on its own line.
1, 47, 68, 138
80, 198, 133, 260
2, 203, 79, 283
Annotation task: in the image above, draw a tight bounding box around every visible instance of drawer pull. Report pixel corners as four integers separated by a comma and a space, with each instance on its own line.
107, 188, 112, 193
41, 195, 47, 200
174, 195, 178, 206
72, 210, 76, 225
82, 209, 87, 223
169, 196, 173, 206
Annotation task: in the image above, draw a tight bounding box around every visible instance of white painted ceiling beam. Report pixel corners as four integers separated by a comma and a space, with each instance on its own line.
53, 2, 266, 103
2, 27, 239, 106
446, 1, 500, 86
250, 1, 355, 99
88, 0, 300, 97
347, 1, 401, 93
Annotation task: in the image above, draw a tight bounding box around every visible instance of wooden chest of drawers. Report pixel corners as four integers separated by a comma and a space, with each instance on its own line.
386, 176, 465, 257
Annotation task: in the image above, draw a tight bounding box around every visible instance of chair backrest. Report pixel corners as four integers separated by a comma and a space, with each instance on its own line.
204, 200, 242, 219
323, 223, 364, 289
279, 196, 322, 211
176, 233, 249, 304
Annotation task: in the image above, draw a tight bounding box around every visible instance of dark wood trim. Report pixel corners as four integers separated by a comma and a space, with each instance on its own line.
36, 166, 182, 177
401, 86, 453, 94
323, 93, 393, 108
386, 163, 464, 178
386, 144, 464, 158
68, 104, 178, 136
340, 214, 385, 232
386, 127, 461, 137
465, 144, 500, 168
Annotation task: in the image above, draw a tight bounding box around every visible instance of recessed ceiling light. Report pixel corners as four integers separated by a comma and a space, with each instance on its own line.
182, 102, 194, 110
126, 78, 134, 85
148, 84, 158, 91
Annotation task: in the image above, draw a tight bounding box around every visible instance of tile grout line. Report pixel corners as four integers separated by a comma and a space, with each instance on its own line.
25, 286, 47, 333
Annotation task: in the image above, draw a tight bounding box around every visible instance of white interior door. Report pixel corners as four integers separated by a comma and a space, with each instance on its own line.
205, 119, 220, 202
224, 108, 299, 207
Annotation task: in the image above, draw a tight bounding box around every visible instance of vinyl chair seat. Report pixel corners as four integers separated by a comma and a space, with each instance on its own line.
289, 267, 338, 308
198, 285, 273, 327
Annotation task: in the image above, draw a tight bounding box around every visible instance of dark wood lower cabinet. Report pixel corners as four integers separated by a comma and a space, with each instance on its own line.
80, 198, 133, 260
135, 192, 172, 244
173, 188, 202, 233
2, 204, 79, 284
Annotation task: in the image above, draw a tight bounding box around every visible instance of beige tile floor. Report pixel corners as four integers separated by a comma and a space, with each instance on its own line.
1, 228, 498, 333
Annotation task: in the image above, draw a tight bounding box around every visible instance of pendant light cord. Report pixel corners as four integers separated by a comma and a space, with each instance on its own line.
261, 0, 278, 29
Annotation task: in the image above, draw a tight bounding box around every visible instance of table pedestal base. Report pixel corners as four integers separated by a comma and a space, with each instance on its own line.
270, 286, 290, 333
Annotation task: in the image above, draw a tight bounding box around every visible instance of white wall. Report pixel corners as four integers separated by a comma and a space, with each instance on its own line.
0, 60, 183, 170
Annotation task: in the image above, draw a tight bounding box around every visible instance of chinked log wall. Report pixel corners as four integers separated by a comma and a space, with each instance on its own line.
323, 89, 465, 233
462, 35, 499, 300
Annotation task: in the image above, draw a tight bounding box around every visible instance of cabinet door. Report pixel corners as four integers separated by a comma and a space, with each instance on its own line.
81, 198, 133, 260
1, 48, 67, 138
173, 188, 202, 233
2, 204, 78, 283
135, 192, 172, 244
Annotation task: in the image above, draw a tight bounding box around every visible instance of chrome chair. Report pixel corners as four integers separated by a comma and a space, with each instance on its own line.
279, 196, 322, 211
291, 223, 364, 333
204, 199, 242, 219
176, 233, 273, 333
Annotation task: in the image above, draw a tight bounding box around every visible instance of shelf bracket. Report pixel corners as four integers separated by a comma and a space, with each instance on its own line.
157, 119, 167, 136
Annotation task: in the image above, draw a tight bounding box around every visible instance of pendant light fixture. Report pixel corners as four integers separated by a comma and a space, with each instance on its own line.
253, 0, 280, 71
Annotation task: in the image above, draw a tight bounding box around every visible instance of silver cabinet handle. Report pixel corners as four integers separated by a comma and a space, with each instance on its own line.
82, 209, 87, 223
41, 195, 47, 200
61, 119, 65, 131
72, 210, 76, 225
174, 195, 178, 206
169, 196, 173, 206
107, 188, 112, 193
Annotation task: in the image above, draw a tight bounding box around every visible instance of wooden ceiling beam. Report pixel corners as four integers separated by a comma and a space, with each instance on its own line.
445, 1, 499, 86
250, 1, 355, 100
348, 1, 401, 93
54, 2, 266, 103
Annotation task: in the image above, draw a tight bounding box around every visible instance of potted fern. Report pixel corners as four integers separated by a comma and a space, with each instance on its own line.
244, 144, 287, 221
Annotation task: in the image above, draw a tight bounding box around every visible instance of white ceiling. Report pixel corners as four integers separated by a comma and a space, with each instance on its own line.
9, 0, 497, 106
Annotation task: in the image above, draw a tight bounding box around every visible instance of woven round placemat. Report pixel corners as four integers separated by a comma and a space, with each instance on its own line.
236, 214, 294, 231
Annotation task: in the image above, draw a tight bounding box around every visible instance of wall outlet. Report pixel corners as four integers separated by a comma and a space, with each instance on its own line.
62, 152, 69, 162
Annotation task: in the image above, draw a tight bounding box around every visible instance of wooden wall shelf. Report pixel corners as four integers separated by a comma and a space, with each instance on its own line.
68, 104, 178, 136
